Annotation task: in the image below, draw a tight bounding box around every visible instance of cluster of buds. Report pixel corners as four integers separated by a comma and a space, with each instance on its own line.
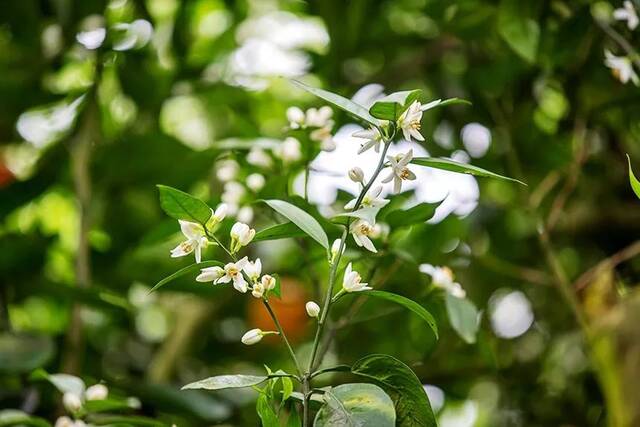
286, 105, 336, 152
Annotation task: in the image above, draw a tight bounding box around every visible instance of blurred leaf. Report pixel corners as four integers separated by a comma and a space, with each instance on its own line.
361, 290, 438, 339
263, 199, 329, 249
290, 80, 381, 128
31, 370, 85, 396
157, 185, 211, 225
445, 294, 480, 344
385, 202, 441, 228
150, 260, 223, 292
351, 354, 437, 427
627, 154, 640, 200
369, 90, 421, 121
0, 410, 51, 427
314, 384, 396, 427
497, 0, 539, 63
83, 398, 136, 413
0, 334, 54, 373
86, 415, 166, 426
254, 222, 307, 242
411, 157, 525, 185
256, 393, 279, 427
182, 374, 267, 391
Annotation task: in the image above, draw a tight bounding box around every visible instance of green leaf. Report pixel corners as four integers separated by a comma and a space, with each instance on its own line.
0, 334, 54, 373
369, 90, 421, 121
626, 154, 640, 200
314, 384, 396, 427
253, 222, 307, 242
497, 0, 539, 63
31, 369, 85, 395
263, 199, 329, 249
351, 354, 437, 427
182, 374, 268, 391
83, 398, 136, 413
410, 157, 526, 185
362, 290, 438, 339
0, 410, 51, 427
150, 261, 223, 293
256, 393, 280, 427
157, 185, 212, 225
445, 294, 481, 344
85, 415, 166, 427
290, 80, 381, 128
385, 202, 441, 228
420, 98, 472, 112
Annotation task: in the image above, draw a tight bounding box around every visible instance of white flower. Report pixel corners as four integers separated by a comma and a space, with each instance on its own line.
170, 220, 208, 263
278, 137, 302, 163
287, 106, 306, 129
370, 222, 390, 240
342, 263, 371, 293
344, 185, 389, 210
241, 328, 263, 345
397, 100, 425, 142
221, 181, 246, 205
76, 28, 106, 50
251, 281, 265, 298
419, 264, 466, 298
243, 258, 262, 282
311, 126, 336, 152
55, 416, 75, 427
62, 392, 82, 413
306, 301, 320, 317
230, 222, 255, 252
305, 106, 333, 128
331, 239, 345, 262
614, 1, 639, 30
196, 265, 225, 283
348, 167, 365, 183
237, 206, 254, 223
85, 384, 108, 401
206, 203, 228, 229
216, 159, 239, 182
353, 126, 383, 154
382, 150, 416, 193
246, 173, 266, 192
217, 257, 249, 292
349, 219, 377, 253
74, 421, 87, 427
604, 50, 639, 85
261, 274, 277, 290
247, 147, 273, 168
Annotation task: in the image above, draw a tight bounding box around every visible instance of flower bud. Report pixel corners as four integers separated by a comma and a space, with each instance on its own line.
196, 266, 224, 283
348, 167, 364, 183
305, 301, 320, 318
241, 328, 263, 345
62, 392, 82, 413
206, 203, 228, 229
85, 384, 108, 401
54, 416, 75, 427
230, 222, 255, 252
286, 106, 305, 129
261, 274, 276, 291
237, 206, 254, 224
216, 159, 239, 182
246, 173, 265, 192
251, 282, 265, 299
278, 137, 302, 163
330, 239, 345, 262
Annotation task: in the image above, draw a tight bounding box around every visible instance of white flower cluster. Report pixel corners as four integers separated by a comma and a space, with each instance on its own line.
215, 159, 262, 223
286, 105, 336, 152
170, 204, 228, 263
55, 383, 109, 427
604, 2, 639, 85
419, 264, 466, 298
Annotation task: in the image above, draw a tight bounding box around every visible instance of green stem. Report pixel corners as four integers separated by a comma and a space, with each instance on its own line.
262, 299, 303, 377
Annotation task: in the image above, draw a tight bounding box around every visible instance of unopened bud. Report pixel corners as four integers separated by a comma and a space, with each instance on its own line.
348, 167, 364, 183
305, 301, 320, 318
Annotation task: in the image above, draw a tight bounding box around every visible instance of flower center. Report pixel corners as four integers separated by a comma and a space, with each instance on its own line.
180, 241, 194, 252
399, 168, 412, 180
228, 266, 239, 276
359, 224, 372, 235
409, 120, 421, 130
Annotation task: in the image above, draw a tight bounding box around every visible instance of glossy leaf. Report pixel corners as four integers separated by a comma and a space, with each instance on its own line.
150, 261, 223, 293
182, 374, 268, 391
157, 185, 212, 225
31, 369, 85, 396
253, 222, 307, 242
411, 157, 525, 185
263, 199, 329, 249
369, 90, 421, 121
385, 202, 441, 228
256, 393, 279, 427
314, 383, 396, 427
352, 354, 437, 427
290, 79, 381, 128
445, 293, 480, 344
627, 154, 640, 200
362, 290, 438, 339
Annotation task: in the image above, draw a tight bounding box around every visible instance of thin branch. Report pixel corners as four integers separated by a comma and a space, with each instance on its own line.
574, 240, 640, 291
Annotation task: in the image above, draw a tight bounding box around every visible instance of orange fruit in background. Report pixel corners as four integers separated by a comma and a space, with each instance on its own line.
0, 160, 14, 188
247, 277, 310, 343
